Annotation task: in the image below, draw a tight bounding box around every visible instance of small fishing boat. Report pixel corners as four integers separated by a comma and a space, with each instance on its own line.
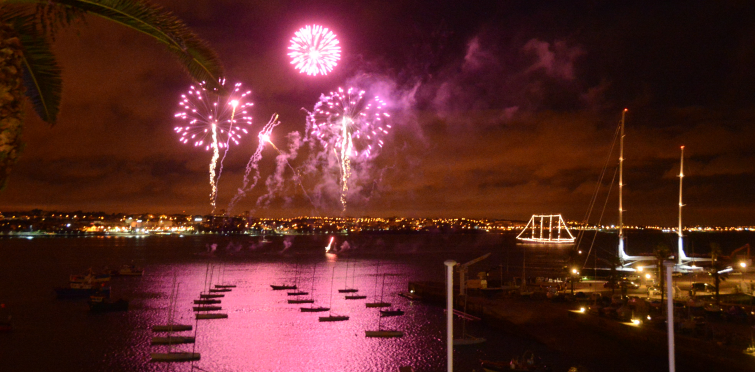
55, 282, 110, 299
88, 296, 128, 312
150, 336, 195, 345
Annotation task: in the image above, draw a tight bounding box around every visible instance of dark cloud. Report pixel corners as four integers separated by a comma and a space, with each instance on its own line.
2, 0, 755, 226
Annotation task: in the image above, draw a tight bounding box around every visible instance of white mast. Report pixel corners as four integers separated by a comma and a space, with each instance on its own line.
618, 109, 628, 263
677, 146, 686, 264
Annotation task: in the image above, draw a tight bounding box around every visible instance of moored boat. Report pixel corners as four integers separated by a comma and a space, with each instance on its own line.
319, 315, 349, 322
365, 330, 403, 338
196, 313, 228, 320
150, 336, 195, 345
270, 284, 297, 290
199, 293, 224, 299
301, 306, 329, 312
192, 305, 221, 311
345, 294, 367, 300
193, 299, 220, 305
151, 324, 192, 332
288, 299, 314, 304
150, 352, 200, 362
380, 308, 405, 317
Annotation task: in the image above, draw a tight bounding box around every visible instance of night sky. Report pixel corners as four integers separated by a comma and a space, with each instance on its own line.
2, 0, 754, 226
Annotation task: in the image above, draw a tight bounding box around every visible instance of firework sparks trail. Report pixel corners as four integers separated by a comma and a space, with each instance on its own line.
288, 25, 341, 76
257, 132, 319, 213
307, 87, 390, 211
227, 114, 280, 214
174, 81, 253, 211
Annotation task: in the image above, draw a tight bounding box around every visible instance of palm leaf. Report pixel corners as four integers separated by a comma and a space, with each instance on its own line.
1, 7, 63, 123
7, 0, 225, 91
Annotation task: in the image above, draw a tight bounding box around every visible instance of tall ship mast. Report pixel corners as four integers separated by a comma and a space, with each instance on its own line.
618, 109, 628, 263
677, 146, 686, 264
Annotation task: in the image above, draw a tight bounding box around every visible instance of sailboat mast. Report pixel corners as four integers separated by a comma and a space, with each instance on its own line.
677, 145, 685, 264
618, 108, 627, 263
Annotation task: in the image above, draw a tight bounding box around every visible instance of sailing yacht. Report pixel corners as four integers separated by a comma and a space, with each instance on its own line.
319, 267, 349, 322
150, 278, 200, 362
338, 260, 358, 293
366, 265, 391, 308
301, 264, 330, 312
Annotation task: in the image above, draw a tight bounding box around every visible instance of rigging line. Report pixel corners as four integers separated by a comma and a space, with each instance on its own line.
575, 122, 622, 252
582, 165, 619, 269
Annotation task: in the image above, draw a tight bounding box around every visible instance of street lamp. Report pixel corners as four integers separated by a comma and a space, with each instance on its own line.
571, 268, 579, 295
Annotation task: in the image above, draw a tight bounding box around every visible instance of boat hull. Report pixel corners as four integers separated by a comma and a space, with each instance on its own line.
366, 302, 391, 308
151, 324, 192, 332
380, 309, 405, 317
288, 299, 314, 304
345, 295, 367, 300
338, 288, 358, 293
193, 299, 220, 305
209, 288, 231, 293
150, 336, 195, 345
196, 313, 228, 319
150, 352, 200, 362
271, 285, 297, 290
365, 330, 403, 338
199, 293, 224, 298
214, 284, 236, 288
193, 306, 222, 311
319, 315, 349, 322
301, 307, 329, 312
287, 291, 309, 296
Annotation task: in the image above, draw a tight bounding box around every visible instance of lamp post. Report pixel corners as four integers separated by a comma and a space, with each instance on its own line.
571, 268, 579, 295
444, 260, 457, 372
664, 260, 676, 372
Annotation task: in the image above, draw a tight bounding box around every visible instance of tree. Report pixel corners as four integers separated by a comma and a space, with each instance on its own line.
654, 243, 671, 303
0, 0, 225, 188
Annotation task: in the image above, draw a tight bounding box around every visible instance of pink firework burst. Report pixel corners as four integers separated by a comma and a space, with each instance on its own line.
174, 81, 253, 150
309, 87, 390, 159
288, 25, 341, 76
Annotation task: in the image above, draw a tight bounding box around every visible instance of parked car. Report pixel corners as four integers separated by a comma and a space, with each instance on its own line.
604, 280, 640, 289
647, 285, 662, 296
691, 282, 715, 293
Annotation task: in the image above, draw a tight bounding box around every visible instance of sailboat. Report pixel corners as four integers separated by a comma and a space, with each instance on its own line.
214, 263, 237, 289
301, 264, 330, 312
195, 264, 228, 320
151, 278, 200, 362
271, 262, 298, 290
338, 259, 358, 293
319, 267, 349, 322
287, 261, 309, 296
365, 305, 403, 338
366, 263, 391, 308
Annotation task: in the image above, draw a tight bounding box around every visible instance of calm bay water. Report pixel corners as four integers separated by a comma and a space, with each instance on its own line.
0, 231, 752, 371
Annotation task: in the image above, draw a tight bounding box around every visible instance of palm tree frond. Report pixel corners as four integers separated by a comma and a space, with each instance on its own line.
6, 13, 63, 124
55, 0, 225, 91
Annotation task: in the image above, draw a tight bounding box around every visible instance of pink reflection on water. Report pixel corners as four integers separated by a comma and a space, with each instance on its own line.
137, 259, 439, 371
